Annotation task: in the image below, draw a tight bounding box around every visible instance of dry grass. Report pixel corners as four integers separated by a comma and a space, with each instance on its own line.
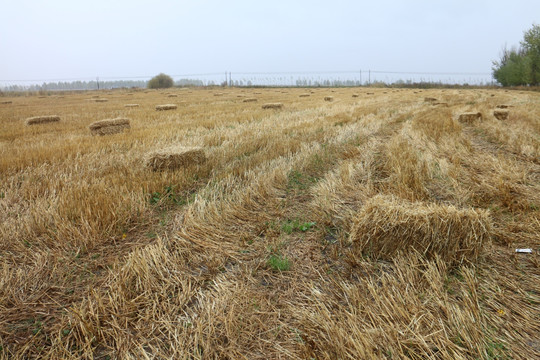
1, 87, 539, 359
88, 117, 131, 136
25, 115, 61, 125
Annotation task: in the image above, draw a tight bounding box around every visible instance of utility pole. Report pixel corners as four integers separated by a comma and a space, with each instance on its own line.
359, 70, 362, 86
225, 72, 228, 86
96, 77, 99, 90
368, 70, 371, 85
229, 72, 232, 87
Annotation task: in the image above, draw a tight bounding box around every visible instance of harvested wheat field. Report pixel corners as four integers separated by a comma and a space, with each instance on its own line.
0, 87, 539, 359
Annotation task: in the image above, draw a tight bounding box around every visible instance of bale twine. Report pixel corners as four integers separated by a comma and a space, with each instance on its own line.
26, 115, 60, 125
146, 146, 207, 171
349, 195, 492, 267
324, 96, 334, 102
262, 103, 283, 110
124, 104, 140, 108
155, 104, 177, 111
458, 112, 482, 123
89, 118, 131, 136
243, 98, 258, 103
493, 110, 509, 120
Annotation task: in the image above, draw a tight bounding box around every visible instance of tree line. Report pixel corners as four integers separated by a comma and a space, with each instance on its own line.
493, 24, 540, 86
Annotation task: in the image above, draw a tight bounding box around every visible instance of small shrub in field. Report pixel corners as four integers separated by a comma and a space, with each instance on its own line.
267, 254, 291, 271
148, 73, 174, 89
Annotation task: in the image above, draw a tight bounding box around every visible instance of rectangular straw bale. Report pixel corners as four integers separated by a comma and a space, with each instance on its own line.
1, 101, 12, 104
155, 104, 177, 111
299, 94, 310, 97
93, 98, 108, 102
424, 97, 437, 102
324, 96, 334, 101
458, 112, 482, 123
147, 146, 206, 171
349, 195, 491, 267
243, 98, 258, 102
262, 103, 283, 109
167, 94, 178, 97
89, 118, 130, 136
124, 104, 140, 108
26, 115, 60, 125
493, 110, 509, 120
352, 94, 359, 98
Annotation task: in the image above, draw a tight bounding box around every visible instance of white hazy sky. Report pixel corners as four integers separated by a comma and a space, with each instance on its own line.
0, 0, 538, 83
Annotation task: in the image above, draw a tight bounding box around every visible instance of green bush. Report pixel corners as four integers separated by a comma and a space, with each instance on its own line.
148, 73, 174, 89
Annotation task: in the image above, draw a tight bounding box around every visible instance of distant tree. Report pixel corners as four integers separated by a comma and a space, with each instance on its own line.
521, 24, 540, 85
148, 73, 174, 89
493, 24, 540, 86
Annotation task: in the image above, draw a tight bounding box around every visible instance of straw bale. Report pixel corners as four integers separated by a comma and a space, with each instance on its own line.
367, 92, 374, 95
146, 146, 207, 171
299, 94, 310, 97
458, 112, 482, 123
167, 94, 178, 98
496, 104, 511, 109
243, 98, 257, 103
93, 99, 108, 103
324, 96, 334, 102
349, 195, 491, 266
26, 115, 60, 125
89, 118, 130, 136
262, 103, 283, 109
424, 97, 437, 102
1, 101, 12, 104
124, 104, 140, 108
155, 104, 177, 111
352, 94, 359, 98
493, 110, 509, 120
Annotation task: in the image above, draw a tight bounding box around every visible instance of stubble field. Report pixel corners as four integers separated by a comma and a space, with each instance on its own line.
0, 86, 539, 359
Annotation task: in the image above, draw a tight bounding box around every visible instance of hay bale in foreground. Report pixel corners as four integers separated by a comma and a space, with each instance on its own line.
146, 147, 206, 171
155, 104, 177, 111
89, 118, 130, 136
124, 104, 140, 108
26, 115, 60, 125
493, 110, 509, 120
349, 195, 492, 266
324, 96, 334, 102
262, 103, 283, 110
243, 98, 257, 103
458, 112, 482, 123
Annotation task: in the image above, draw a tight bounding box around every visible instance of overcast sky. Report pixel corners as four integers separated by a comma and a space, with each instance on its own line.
1, 0, 538, 84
